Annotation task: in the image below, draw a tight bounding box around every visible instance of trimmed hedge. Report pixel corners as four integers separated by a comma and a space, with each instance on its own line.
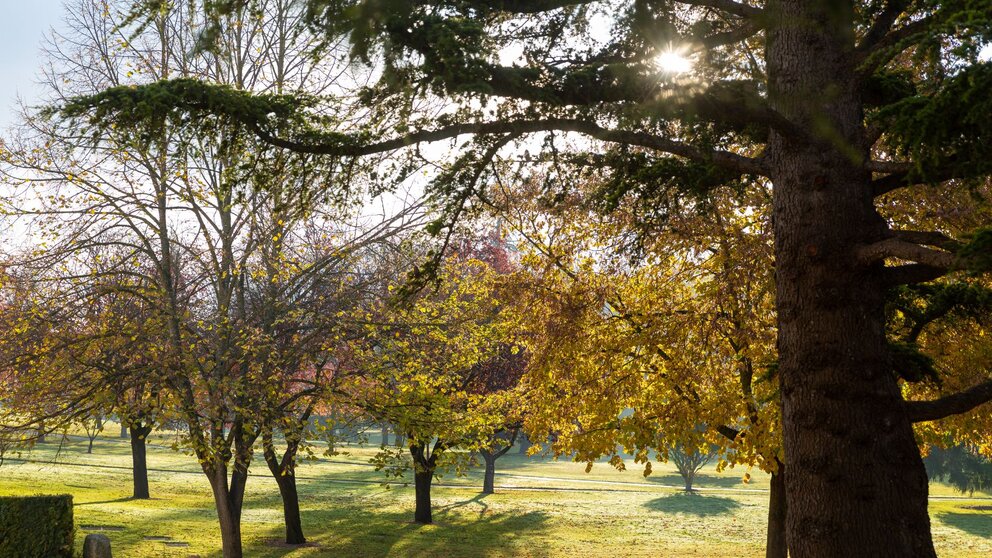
0, 495, 75, 558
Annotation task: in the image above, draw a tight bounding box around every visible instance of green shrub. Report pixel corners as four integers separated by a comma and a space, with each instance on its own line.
0, 495, 75, 558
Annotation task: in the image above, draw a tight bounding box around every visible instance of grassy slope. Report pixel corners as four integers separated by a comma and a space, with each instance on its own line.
0, 428, 989, 558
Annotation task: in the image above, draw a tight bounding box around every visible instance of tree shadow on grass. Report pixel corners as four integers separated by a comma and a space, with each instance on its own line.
74, 496, 136, 506
645, 473, 745, 489
435, 492, 490, 516
296, 500, 551, 558
644, 492, 741, 516
938, 511, 992, 539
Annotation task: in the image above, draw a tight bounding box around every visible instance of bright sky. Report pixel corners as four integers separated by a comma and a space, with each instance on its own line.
0, 0, 64, 129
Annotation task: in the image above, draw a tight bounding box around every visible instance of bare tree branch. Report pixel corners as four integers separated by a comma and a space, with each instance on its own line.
857, 237, 957, 269
906, 380, 992, 423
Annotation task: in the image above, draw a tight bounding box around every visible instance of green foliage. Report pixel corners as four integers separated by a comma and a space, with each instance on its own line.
887, 340, 939, 384
888, 281, 992, 335
881, 63, 992, 181
924, 444, 992, 496
959, 228, 992, 274
52, 78, 342, 149
0, 495, 75, 558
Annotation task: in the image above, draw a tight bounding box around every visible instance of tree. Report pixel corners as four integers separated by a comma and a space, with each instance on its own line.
669, 443, 713, 492
923, 444, 992, 495
81, 414, 104, 454
356, 256, 524, 523
0, 1, 403, 555
492, 174, 788, 555
455, 232, 528, 495
55, 0, 992, 555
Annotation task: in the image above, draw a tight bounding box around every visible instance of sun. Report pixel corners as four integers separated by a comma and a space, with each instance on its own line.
655, 50, 693, 75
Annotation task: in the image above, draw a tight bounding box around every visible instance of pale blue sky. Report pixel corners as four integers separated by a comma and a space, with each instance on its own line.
0, 1, 64, 128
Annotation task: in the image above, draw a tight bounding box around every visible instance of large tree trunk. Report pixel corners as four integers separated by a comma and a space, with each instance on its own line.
766, 468, 787, 558
262, 430, 306, 545
766, 2, 934, 556
130, 423, 152, 499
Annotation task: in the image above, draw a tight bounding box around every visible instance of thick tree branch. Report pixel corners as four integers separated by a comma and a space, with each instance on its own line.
480, 0, 595, 13
250, 118, 769, 176
857, 0, 912, 52
906, 379, 992, 423
857, 237, 957, 269
871, 161, 971, 198
716, 424, 741, 442
857, 14, 938, 76
675, 0, 764, 19
892, 230, 962, 251
880, 264, 949, 287
700, 22, 763, 49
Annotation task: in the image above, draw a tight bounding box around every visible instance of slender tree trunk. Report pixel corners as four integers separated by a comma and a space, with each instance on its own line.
120, 424, 129, 439
410, 442, 437, 524
205, 458, 249, 558
766, 468, 787, 558
481, 450, 496, 495
87, 435, 95, 454
381, 424, 389, 447
274, 475, 305, 544
262, 430, 306, 545
130, 423, 152, 499
414, 469, 433, 524
480, 432, 515, 495
209, 472, 243, 558
766, 2, 934, 555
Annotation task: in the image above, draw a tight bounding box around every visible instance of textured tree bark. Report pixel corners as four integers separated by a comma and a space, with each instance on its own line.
130, 423, 152, 499
766, 1, 935, 555
766, 468, 787, 558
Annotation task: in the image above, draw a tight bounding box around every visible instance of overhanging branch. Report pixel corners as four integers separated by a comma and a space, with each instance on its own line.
906, 379, 992, 423
250, 118, 769, 176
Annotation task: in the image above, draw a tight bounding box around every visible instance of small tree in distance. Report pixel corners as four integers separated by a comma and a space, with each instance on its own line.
669, 444, 714, 493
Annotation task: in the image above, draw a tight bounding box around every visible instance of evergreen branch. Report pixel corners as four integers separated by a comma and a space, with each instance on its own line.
248, 118, 769, 175
675, 0, 764, 19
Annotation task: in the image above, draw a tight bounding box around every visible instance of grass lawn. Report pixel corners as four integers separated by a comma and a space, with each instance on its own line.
0, 427, 989, 557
